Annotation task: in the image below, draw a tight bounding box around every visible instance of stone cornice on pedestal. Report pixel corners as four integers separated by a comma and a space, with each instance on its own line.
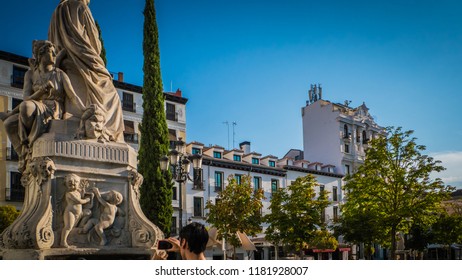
32, 120, 138, 169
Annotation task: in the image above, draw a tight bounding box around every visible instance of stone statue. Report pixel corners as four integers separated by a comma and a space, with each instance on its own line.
49, 0, 125, 142
0, 1, 163, 259
60, 174, 93, 248
0, 40, 85, 172
79, 188, 123, 246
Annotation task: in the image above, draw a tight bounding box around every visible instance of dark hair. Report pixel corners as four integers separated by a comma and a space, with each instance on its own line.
179, 222, 209, 255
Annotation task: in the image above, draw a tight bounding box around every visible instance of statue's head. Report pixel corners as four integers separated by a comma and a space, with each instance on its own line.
64, 174, 81, 191
110, 191, 123, 205
32, 40, 56, 68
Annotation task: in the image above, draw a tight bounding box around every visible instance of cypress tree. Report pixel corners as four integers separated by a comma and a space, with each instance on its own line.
95, 20, 107, 66
138, 0, 173, 236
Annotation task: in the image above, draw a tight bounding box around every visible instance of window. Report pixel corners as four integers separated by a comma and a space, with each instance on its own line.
213, 151, 222, 159
362, 130, 368, 144
343, 124, 349, 138
122, 92, 135, 112
356, 128, 361, 143
269, 160, 276, 167
235, 174, 242, 185
193, 197, 203, 217
193, 168, 203, 189
252, 158, 260, 165
172, 186, 177, 200
171, 217, 178, 236
6, 146, 19, 161
253, 177, 261, 192
166, 103, 176, 121
271, 179, 278, 193
321, 208, 326, 223
344, 144, 350, 153
12, 98, 22, 110
6, 172, 24, 202
11, 66, 27, 88
319, 185, 325, 196
233, 155, 241, 162
168, 129, 177, 149
333, 186, 338, 201
192, 148, 201, 155
215, 171, 224, 191
345, 164, 350, 175
123, 120, 138, 144
333, 206, 339, 222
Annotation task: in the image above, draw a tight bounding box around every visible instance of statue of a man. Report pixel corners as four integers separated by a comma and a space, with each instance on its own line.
49, 0, 125, 142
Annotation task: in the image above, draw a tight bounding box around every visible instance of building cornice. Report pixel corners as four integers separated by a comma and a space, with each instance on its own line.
282, 165, 344, 178
202, 157, 286, 177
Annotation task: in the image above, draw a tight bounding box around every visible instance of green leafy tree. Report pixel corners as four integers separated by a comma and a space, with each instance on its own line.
342, 127, 451, 259
311, 229, 338, 251
264, 174, 330, 258
206, 175, 264, 259
0, 205, 20, 233
138, 0, 173, 236
334, 210, 385, 259
429, 202, 462, 259
95, 20, 107, 66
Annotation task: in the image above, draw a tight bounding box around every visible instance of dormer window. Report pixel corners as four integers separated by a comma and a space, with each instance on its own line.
252, 158, 260, 165
213, 151, 222, 159
233, 155, 241, 162
192, 148, 201, 155
269, 160, 276, 167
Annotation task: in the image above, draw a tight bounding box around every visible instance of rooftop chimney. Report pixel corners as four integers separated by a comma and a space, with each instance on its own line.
239, 141, 251, 154
117, 72, 124, 82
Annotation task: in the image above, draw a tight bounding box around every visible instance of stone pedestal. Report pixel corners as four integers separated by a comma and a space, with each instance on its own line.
0, 120, 163, 260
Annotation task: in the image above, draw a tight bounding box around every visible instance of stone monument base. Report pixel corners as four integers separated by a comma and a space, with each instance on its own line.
0, 120, 164, 259
0, 248, 155, 260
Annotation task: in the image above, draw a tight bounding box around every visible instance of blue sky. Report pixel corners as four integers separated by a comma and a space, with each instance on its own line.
1, 0, 461, 187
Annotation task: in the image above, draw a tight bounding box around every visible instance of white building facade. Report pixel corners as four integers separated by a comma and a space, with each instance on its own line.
179, 141, 344, 260
302, 97, 384, 176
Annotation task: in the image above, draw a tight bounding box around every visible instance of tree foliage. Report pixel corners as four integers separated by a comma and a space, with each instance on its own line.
0, 205, 20, 233
138, 0, 173, 236
334, 209, 385, 259
341, 127, 451, 259
206, 175, 264, 259
264, 174, 331, 258
95, 20, 107, 66
310, 229, 338, 251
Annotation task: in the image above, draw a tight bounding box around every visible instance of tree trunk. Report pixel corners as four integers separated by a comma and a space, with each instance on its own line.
391, 226, 397, 260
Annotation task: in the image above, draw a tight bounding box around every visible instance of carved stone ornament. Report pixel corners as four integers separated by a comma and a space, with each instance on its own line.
0, 157, 56, 249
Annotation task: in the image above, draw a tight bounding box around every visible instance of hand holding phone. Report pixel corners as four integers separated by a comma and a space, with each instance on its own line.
157, 240, 174, 250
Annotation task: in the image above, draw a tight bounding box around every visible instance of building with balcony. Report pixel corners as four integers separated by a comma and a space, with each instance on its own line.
302, 86, 385, 175
0, 50, 188, 209
177, 141, 344, 260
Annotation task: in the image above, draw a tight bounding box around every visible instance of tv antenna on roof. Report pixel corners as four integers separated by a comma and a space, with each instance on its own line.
223, 121, 230, 150
232, 122, 237, 149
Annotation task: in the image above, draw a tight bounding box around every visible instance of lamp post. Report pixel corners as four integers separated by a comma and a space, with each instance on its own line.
160, 138, 202, 232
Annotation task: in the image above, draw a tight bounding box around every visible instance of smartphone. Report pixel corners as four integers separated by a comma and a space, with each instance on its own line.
157, 240, 173, 250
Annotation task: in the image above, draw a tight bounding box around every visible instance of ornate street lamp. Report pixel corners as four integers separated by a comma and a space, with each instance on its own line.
160, 138, 202, 231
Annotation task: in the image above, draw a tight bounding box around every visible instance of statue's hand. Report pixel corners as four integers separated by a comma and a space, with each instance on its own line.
41, 81, 54, 94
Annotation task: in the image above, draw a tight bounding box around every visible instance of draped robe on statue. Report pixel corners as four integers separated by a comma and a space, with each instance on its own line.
48, 0, 124, 142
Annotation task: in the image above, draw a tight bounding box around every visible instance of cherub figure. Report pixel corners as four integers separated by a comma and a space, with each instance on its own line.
79, 188, 123, 246
60, 174, 92, 248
